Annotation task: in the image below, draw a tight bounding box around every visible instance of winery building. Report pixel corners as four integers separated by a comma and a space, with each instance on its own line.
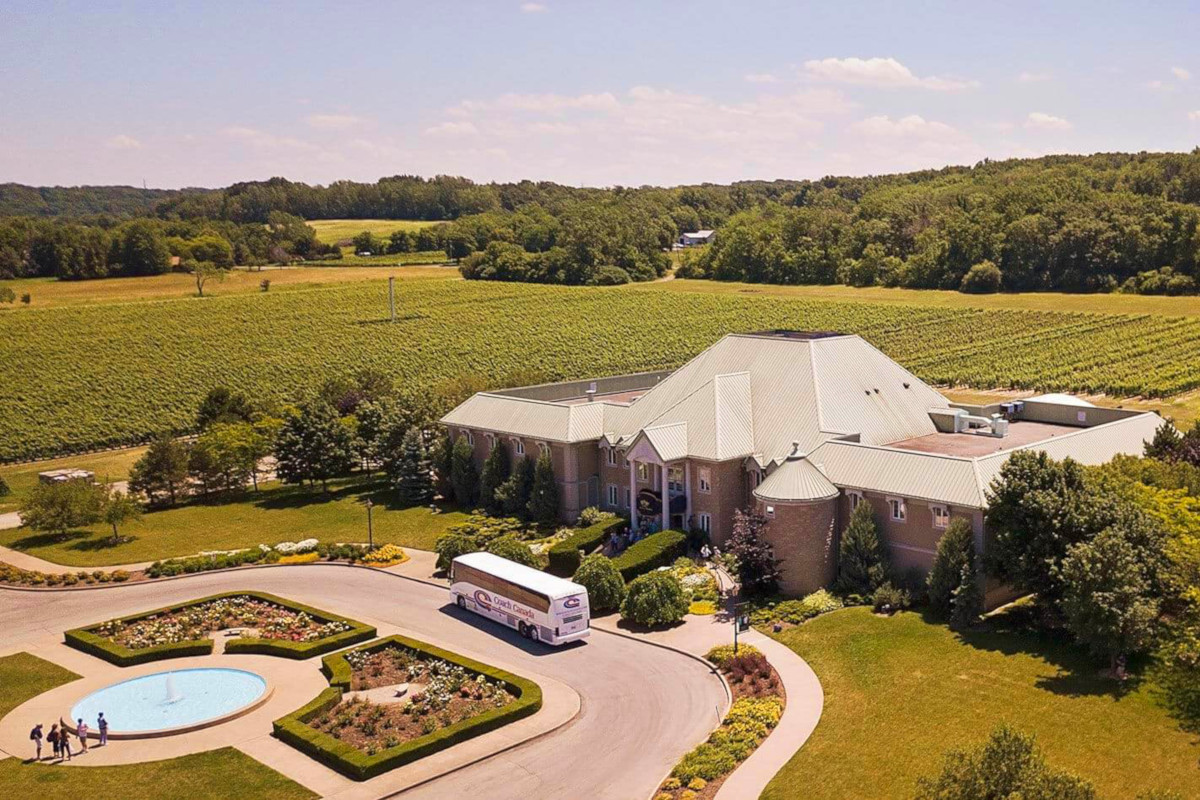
441, 331, 1161, 603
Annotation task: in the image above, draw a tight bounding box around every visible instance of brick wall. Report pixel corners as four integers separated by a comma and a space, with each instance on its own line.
759, 497, 839, 595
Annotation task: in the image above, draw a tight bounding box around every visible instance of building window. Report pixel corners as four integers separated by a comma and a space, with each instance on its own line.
464, 430, 474, 447
625, 487, 631, 508
606, 447, 617, 466
607, 484, 619, 508
698, 513, 711, 533
765, 504, 775, 519
637, 463, 648, 482
847, 490, 863, 511
698, 467, 712, 494
748, 470, 761, 489
514, 438, 525, 456
888, 497, 906, 522
668, 466, 684, 493
931, 504, 949, 529
538, 441, 549, 455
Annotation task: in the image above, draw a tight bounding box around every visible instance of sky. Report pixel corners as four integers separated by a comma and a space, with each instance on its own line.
1, 0, 1199, 189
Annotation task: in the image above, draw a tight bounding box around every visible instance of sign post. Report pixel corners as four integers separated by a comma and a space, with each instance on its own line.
733, 601, 750, 655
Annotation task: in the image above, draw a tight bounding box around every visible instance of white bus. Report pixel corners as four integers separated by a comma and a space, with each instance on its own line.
450, 552, 590, 646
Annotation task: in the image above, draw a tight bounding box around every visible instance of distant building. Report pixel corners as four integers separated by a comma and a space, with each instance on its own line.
678, 230, 715, 247
442, 331, 1163, 606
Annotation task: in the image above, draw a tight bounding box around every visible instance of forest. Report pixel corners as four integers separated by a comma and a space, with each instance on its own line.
3, 151, 1200, 293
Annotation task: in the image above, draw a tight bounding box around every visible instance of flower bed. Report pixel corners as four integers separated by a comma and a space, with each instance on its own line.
654, 647, 786, 800
669, 557, 721, 615
65, 591, 375, 666
0, 562, 132, 587
749, 590, 843, 628
273, 634, 542, 780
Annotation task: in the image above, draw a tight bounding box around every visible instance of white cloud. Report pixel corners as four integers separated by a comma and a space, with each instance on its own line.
851, 114, 959, 139
1146, 79, 1168, 91
519, 2, 547, 12
1189, 110, 1200, 121
1017, 71, 1050, 83
424, 120, 479, 136
307, 113, 365, 130
1171, 66, 1191, 80
744, 73, 778, 84
221, 126, 321, 152
802, 56, 978, 90
1025, 111, 1072, 131
105, 134, 142, 150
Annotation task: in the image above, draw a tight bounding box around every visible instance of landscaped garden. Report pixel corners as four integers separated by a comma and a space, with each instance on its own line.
759, 607, 1200, 800
66, 592, 375, 665
273, 634, 541, 780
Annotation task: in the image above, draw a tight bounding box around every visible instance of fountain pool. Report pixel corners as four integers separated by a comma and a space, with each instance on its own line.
70, 668, 269, 737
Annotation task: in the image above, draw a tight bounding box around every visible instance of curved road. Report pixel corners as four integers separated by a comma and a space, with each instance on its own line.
0, 566, 727, 800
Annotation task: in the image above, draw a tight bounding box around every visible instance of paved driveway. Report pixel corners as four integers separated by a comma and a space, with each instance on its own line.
0, 565, 727, 800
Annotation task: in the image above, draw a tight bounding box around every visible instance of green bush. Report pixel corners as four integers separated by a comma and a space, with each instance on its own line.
434, 532, 483, 572
484, 535, 540, 568
547, 517, 624, 576
63, 628, 212, 667
872, 582, 912, 616
621, 570, 689, 627
672, 743, 738, 784
705, 643, 761, 668
572, 553, 626, 613
275, 633, 543, 780
610, 529, 687, 581
750, 589, 843, 626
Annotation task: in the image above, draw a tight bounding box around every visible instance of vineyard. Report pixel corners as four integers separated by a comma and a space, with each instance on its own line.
2, 278, 1200, 462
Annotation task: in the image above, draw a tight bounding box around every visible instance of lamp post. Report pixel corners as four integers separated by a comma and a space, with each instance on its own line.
365, 498, 374, 551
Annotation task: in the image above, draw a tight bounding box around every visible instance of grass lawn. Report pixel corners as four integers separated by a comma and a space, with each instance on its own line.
0, 477, 468, 567
307, 218, 443, 244
0, 652, 80, 717
0, 266, 457, 309
335, 249, 450, 266
0, 447, 148, 513
0, 748, 315, 799
648, 278, 1200, 317
761, 607, 1199, 800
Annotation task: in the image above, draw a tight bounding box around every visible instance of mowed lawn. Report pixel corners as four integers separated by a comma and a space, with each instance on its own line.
0, 478, 469, 567
0, 447, 148, 513
761, 607, 1200, 800
0, 265, 456, 309
307, 218, 442, 244
0, 652, 79, 717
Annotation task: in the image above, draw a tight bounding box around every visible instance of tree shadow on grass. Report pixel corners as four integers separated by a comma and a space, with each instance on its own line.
66, 535, 140, 553
937, 605, 1144, 700
251, 480, 382, 511
6, 529, 91, 551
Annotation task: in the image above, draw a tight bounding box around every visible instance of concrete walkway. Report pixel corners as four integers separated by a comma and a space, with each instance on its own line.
0, 512, 22, 531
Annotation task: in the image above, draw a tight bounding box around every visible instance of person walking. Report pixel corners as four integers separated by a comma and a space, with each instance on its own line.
76, 719, 89, 752
97, 712, 108, 747
58, 718, 72, 760
47, 723, 60, 760
29, 723, 43, 761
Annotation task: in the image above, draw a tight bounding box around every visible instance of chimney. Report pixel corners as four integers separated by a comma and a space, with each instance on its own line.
586, 381, 597, 402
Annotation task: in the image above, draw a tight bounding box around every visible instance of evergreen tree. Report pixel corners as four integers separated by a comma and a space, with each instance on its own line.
527, 449, 560, 526
950, 558, 984, 630
275, 400, 355, 490
928, 518, 976, 618
498, 455, 535, 518
1145, 420, 1182, 462
195, 386, 255, 430
395, 426, 433, 505
128, 435, 191, 506
727, 507, 782, 596
836, 500, 888, 597
479, 439, 511, 513
450, 435, 479, 508
431, 430, 455, 501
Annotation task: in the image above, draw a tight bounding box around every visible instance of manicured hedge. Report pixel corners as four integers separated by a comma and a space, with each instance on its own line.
546, 517, 626, 577
64, 591, 375, 667
610, 529, 688, 582
274, 633, 543, 780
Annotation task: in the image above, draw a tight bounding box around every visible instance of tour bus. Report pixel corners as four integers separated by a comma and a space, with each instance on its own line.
450, 551, 590, 646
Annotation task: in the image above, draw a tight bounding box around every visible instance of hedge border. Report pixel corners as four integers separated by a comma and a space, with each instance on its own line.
546, 517, 627, 577
64, 590, 376, 667
610, 529, 688, 582
273, 633, 543, 781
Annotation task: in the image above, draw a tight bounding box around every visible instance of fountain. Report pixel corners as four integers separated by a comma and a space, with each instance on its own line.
70, 668, 268, 738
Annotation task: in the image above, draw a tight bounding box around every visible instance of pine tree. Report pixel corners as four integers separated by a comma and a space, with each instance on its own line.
450, 435, 479, 508
950, 558, 983, 630
1144, 420, 1182, 462
479, 439, 511, 513
527, 449, 560, 526
432, 430, 455, 501
128, 435, 191, 506
836, 500, 888, 597
395, 427, 433, 505
498, 455, 535, 518
728, 507, 782, 596
928, 518, 976, 618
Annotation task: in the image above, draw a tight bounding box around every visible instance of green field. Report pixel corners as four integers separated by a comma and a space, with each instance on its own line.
0, 651, 79, 717
0, 477, 469, 567
761, 608, 1199, 799
5, 278, 1200, 461
0, 447, 147, 513
307, 218, 442, 244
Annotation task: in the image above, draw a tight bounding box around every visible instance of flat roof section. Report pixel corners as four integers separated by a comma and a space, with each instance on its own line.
887, 420, 1083, 458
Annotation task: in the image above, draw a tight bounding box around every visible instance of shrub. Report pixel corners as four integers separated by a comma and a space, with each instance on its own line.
577, 506, 613, 527
485, 535, 539, 568
591, 265, 631, 286
358, 544, 407, 566
959, 259, 1003, 293
0, 475, 9, 497
705, 643, 761, 668
621, 571, 689, 627
434, 532, 482, 572
572, 553, 626, 613
611, 529, 688, 581
872, 582, 911, 615
672, 743, 738, 784
546, 517, 624, 576
836, 501, 888, 597
927, 518, 976, 618
750, 589, 843, 625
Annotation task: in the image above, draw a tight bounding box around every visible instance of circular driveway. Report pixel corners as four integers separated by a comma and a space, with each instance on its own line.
0, 565, 727, 800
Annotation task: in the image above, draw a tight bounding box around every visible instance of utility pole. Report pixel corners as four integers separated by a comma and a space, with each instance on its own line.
388, 277, 396, 322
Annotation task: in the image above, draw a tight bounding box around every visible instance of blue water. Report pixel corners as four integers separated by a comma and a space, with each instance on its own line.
70, 668, 267, 733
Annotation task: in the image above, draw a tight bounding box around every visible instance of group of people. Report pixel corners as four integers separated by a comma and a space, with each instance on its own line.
29, 713, 107, 762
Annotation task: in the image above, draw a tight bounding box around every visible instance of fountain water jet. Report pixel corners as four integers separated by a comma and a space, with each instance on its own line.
164, 674, 183, 704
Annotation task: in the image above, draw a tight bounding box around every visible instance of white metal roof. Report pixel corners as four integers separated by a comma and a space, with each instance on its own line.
754, 453, 839, 502
453, 552, 586, 600
441, 393, 607, 443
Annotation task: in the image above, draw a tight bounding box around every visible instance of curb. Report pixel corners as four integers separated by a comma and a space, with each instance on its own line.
591, 621, 732, 706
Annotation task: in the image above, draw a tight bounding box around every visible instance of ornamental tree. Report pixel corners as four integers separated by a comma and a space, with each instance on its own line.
927, 518, 976, 618
479, 439, 511, 514
431, 430, 456, 501
573, 553, 626, 613
485, 535, 539, 568
836, 500, 888, 597
527, 449, 559, 526
450, 435, 479, 508
100, 486, 143, 545
394, 426, 433, 506
621, 570, 689, 627
727, 507, 782, 597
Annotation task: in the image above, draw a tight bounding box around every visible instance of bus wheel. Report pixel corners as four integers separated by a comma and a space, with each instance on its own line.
456, 595, 466, 609
519, 622, 530, 639
528, 626, 539, 642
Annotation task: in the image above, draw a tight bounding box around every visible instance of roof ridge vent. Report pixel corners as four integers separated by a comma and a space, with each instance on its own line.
786, 440, 806, 461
